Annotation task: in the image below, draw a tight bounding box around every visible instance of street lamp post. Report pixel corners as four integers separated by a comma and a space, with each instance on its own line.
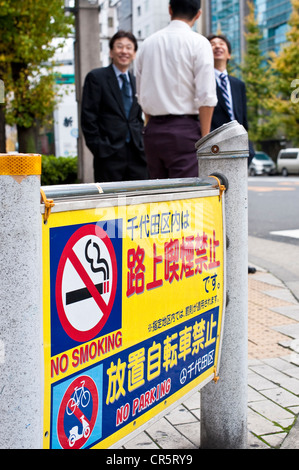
74, 0, 101, 183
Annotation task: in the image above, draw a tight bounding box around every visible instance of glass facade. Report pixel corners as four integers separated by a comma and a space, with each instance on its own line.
254, 0, 292, 57
117, 0, 133, 31
210, 0, 242, 66
209, 0, 292, 65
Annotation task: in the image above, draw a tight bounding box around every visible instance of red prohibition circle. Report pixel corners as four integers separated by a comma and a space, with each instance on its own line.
57, 375, 99, 449
55, 224, 118, 342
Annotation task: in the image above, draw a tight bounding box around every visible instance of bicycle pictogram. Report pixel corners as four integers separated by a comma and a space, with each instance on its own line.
66, 380, 91, 416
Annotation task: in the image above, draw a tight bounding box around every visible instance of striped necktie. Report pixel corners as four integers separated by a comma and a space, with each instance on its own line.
120, 73, 132, 118
219, 73, 234, 121
120, 73, 132, 142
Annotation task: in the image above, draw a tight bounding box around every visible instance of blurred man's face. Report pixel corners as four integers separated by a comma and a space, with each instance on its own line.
110, 37, 136, 72
209, 37, 231, 64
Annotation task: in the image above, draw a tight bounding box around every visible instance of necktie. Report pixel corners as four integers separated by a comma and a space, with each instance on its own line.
120, 73, 132, 118
219, 73, 234, 121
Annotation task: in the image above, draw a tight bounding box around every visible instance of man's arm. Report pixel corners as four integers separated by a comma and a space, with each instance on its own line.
199, 106, 214, 137
81, 71, 102, 150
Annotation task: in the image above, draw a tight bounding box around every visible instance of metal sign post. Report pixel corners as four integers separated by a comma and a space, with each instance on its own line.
197, 121, 249, 449
0, 154, 43, 449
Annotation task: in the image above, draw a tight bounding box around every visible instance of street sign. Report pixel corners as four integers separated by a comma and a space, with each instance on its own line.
42, 190, 225, 449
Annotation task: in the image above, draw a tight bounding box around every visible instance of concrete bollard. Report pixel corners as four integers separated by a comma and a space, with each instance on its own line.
0, 154, 42, 449
196, 121, 249, 449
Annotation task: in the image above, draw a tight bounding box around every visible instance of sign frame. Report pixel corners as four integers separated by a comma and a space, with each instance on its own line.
41, 185, 226, 449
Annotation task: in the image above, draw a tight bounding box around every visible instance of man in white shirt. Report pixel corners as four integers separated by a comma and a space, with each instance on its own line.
136, 0, 217, 179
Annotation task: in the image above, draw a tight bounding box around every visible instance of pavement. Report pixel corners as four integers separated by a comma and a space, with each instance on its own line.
113, 264, 299, 450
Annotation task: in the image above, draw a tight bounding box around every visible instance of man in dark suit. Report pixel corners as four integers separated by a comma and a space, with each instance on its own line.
207, 34, 254, 164
81, 31, 147, 183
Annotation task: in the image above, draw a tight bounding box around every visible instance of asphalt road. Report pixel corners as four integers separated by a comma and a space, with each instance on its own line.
248, 175, 299, 301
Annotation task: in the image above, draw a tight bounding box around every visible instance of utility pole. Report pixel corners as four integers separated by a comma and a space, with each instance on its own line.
197, 121, 249, 449
0, 77, 6, 152
74, 0, 101, 183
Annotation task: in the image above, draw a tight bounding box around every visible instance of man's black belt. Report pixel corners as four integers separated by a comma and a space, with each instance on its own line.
151, 114, 199, 121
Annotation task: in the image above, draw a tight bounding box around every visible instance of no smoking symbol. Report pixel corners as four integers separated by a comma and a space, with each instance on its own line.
56, 224, 118, 342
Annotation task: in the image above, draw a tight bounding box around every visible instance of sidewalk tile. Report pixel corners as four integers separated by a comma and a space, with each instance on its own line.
271, 305, 299, 321
247, 432, 269, 449
248, 387, 267, 403
251, 272, 283, 287
247, 408, 280, 435
260, 432, 287, 448
249, 399, 294, 422
260, 387, 299, 408
263, 289, 298, 304
165, 405, 198, 425
288, 405, 299, 415
273, 323, 299, 340
279, 377, 299, 395
182, 391, 201, 410
146, 417, 197, 449
174, 422, 201, 447
249, 363, 294, 385
248, 370, 278, 390
123, 431, 160, 450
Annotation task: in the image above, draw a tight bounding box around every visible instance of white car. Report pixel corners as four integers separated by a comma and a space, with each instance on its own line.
248, 151, 276, 176
277, 148, 299, 176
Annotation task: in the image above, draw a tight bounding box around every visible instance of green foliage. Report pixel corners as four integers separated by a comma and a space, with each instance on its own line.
5, 72, 59, 129
269, 0, 299, 145
0, 1, 73, 150
41, 155, 78, 186
241, 1, 279, 142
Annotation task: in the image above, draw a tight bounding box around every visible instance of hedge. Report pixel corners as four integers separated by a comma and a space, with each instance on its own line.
41, 155, 78, 185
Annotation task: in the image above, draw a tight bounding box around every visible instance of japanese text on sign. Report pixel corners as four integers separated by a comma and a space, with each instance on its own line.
127, 230, 220, 297
127, 209, 191, 240
106, 312, 217, 406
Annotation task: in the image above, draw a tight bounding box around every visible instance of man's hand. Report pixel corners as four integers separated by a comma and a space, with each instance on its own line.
199, 106, 214, 137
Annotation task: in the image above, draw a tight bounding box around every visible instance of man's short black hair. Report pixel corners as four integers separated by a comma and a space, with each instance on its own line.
169, 0, 201, 21
207, 34, 232, 54
109, 30, 138, 52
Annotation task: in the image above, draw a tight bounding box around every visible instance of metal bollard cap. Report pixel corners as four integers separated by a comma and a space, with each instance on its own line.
196, 121, 249, 158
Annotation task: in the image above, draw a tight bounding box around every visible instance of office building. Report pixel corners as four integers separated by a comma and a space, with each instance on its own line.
204, 0, 292, 65
254, 0, 292, 56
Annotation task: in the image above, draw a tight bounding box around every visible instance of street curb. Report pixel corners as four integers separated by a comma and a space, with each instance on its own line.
280, 415, 299, 449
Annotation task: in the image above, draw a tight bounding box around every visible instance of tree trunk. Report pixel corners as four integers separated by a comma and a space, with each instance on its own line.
17, 125, 38, 153
0, 106, 6, 153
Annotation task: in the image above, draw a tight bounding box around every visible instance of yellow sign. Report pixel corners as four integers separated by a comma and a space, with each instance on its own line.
42, 194, 225, 449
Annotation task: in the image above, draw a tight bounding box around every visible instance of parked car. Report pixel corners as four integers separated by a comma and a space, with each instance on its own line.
248, 151, 276, 176
277, 148, 299, 176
